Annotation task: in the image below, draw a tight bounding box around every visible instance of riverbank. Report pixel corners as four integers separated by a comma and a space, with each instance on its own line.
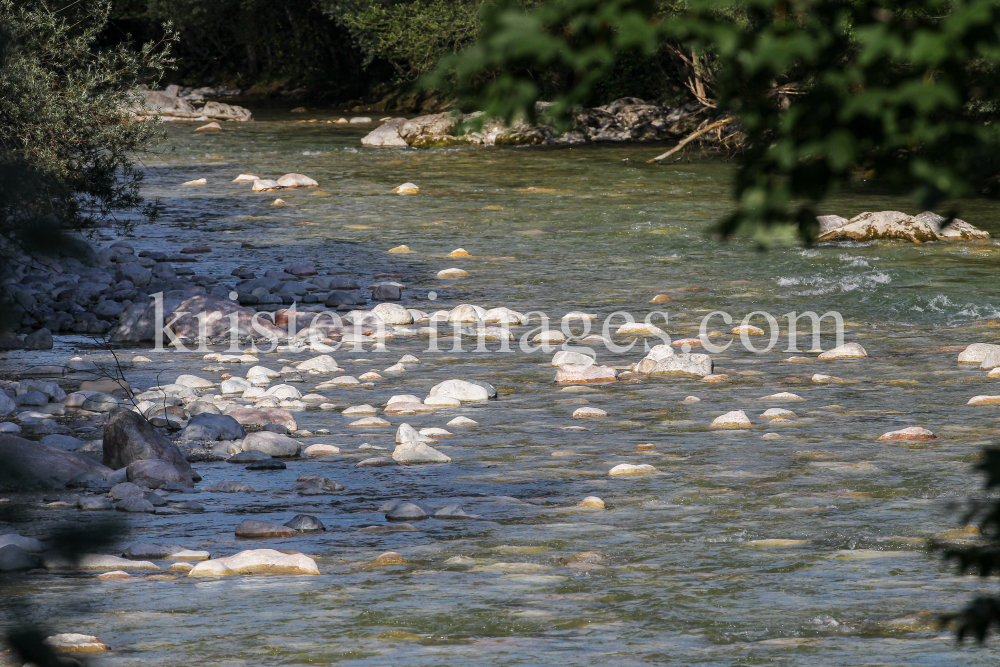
2, 121, 1000, 666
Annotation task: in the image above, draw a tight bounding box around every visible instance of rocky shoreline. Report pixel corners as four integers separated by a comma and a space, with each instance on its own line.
361, 98, 718, 148
135, 86, 252, 122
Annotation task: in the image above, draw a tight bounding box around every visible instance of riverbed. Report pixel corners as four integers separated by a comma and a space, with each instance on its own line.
3, 112, 1000, 666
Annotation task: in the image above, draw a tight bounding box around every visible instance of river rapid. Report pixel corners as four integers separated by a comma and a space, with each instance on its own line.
4, 110, 1000, 666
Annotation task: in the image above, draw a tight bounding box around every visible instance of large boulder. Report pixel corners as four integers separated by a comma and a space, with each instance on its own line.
140, 90, 198, 118
816, 210, 983, 243
109, 297, 183, 343
179, 413, 245, 441
0, 435, 112, 488
958, 343, 1000, 364
913, 211, 991, 239
102, 408, 193, 484
554, 364, 618, 383
637, 353, 713, 377
392, 441, 451, 464
427, 379, 490, 402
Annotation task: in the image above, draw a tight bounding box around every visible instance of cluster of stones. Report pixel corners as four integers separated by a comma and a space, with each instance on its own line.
816, 210, 990, 242
135, 85, 252, 122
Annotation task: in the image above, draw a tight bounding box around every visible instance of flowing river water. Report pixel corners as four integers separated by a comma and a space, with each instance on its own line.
4, 109, 1000, 666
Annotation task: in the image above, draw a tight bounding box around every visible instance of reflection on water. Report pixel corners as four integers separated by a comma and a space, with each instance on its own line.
3, 117, 1000, 665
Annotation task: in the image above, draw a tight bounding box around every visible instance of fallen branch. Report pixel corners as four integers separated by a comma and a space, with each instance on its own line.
647, 117, 736, 163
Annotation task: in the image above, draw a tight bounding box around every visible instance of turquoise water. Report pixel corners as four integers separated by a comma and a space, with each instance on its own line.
3, 114, 1000, 665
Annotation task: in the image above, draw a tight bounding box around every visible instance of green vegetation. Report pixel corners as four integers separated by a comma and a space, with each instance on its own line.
0, 0, 172, 254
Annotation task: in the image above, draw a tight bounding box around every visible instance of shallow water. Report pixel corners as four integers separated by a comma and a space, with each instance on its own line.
4, 115, 1000, 665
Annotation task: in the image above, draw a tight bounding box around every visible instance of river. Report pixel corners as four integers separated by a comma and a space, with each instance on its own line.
3, 110, 1000, 666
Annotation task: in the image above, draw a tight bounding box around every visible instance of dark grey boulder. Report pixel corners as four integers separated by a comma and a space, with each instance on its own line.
371, 284, 402, 301
0, 544, 36, 571
108, 482, 144, 500
355, 456, 395, 467
284, 514, 326, 532
23, 328, 53, 350
102, 408, 193, 485
40, 434, 84, 450
0, 435, 112, 489
144, 492, 167, 506
169, 500, 205, 512
293, 475, 344, 493
324, 290, 366, 307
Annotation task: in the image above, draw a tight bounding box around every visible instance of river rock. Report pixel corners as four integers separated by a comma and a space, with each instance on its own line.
817, 342, 868, 359
372, 303, 413, 325
246, 458, 286, 470
175, 374, 214, 389
241, 431, 301, 458
573, 407, 607, 418
818, 211, 939, 242
24, 328, 53, 350
0, 544, 37, 571
108, 482, 143, 500
78, 496, 113, 510
361, 118, 408, 147
437, 267, 469, 277
555, 364, 617, 383
297, 355, 342, 373
960, 343, 1000, 364
393, 441, 451, 463
102, 408, 193, 482
188, 549, 319, 576
607, 463, 659, 476
0, 435, 112, 488
385, 502, 428, 521
760, 408, 796, 420
46, 552, 161, 571
551, 351, 595, 367
82, 393, 120, 412
127, 459, 193, 489
637, 352, 713, 377
878, 426, 936, 441
981, 349, 1000, 370
967, 395, 1000, 406
226, 407, 297, 432
355, 456, 396, 467
0, 534, 45, 553
122, 543, 186, 559
913, 211, 991, 239
116, 496, 156, 512
277, 173, 318, 187
201, 101, 252, 121
221, 378, 252, 394
44, 633, 109, 653
284, 514, 326, 532
427, 379, 490, 402
235, 519, 298, 538
711, 410, 751, 427
202, 480, 254, 492
180, 413, 245, 441
817, 215, 848, 234
166, 294, 286, 342
303, 444, 341, 455
447, 416, 478, 426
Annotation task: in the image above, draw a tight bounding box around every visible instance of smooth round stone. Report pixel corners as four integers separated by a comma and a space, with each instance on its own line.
447, 248, 471, 257
418, 428, 453, 438
812, 374, 832, 382
437, 268, 470, 278
760, 392, 803, 401
760, 408, 796, 419
446, 416, 478, 426
578, 496, 605, 508
284, 514, 326, 532
343, 404, 378, 415
355, 456, 396, 467
701, 374, 730, 383
615, 322, 665, 336
731, 324, 765, 335
711, 410, 751, 427
762, 433, 781, 439
96, 570, 130, 579
168, 562, 194, 572
636, 444, 655, 450
44, 633, 109, 653
359, 372, 383, 380
385, 502, 427, 521
967, 395, 1000, 405
683, 396, 700, 402
817, 342, 867, 359
572, 407, 607, 418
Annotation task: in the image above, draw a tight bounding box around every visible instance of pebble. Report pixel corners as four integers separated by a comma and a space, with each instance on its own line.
760, 392, 803, 401
233, 173, 258, 182
760, 408, 796, 419
731, 324, 765, 335
448, 248, 471, 257
555, 364, 618, 384
812, 374, 831, 382
683, 396, 700, 402
648, 294, 671, 303
578, 496, 605, 508
615, 322, 665, 336
385, 502, 427, 521
878, 426, 936, 441
608, 463, 659, 476
711, 410, 752, 427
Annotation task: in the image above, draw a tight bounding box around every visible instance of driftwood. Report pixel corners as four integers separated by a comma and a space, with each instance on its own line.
647, 117, 735, 163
